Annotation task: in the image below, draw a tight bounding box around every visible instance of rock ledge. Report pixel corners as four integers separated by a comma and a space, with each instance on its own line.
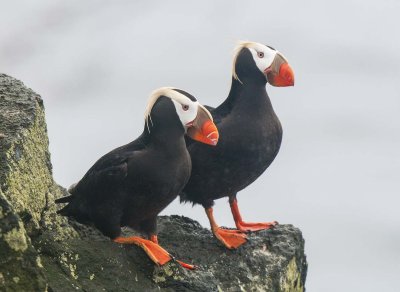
0, 74, 307, 291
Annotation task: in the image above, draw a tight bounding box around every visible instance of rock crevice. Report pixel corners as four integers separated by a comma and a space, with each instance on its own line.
0, 74, 307, 292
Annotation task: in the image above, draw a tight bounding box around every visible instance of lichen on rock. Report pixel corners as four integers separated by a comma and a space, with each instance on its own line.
0, 190, 47, 291
0, 73, 53, 235
280, 257, 304, 292
3, 221, 28, 252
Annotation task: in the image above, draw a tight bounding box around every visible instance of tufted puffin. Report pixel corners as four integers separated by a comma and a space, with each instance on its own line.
180, 41, 294, 249
56, 87, 218, 269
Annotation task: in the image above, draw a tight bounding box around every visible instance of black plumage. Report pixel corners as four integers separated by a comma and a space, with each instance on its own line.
180, 43, 294, 249
58, 96, 191, 238
56, 88, 218, 268
182, 49, 282, 206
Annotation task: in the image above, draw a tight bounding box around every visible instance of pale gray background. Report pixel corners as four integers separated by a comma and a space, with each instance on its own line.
1, 1, 399, 291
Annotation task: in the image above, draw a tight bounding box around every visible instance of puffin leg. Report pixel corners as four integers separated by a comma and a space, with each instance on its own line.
149, 235, 196, 270
114, 236, 171, 266
205, 207, 247, 249
229, 198, 278, 232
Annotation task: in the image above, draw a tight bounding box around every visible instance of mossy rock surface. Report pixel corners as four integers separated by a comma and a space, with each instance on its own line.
0, 74, 307, 291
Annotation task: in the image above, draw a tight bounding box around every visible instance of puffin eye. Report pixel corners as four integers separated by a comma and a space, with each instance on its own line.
182, 104, 189, 111
257, 51, 264, 58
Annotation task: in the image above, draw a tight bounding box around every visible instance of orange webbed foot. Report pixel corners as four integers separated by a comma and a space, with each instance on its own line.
114, 236, 172, 265
149, 235, 196, 270
213, 227, 248, 249
230, 198, 278, 232
236, 221, 279, 232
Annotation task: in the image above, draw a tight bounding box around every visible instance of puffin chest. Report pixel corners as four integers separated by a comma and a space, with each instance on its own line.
222, 111, 282, 170
130, 149, 191, 196
124, 150, 191, 219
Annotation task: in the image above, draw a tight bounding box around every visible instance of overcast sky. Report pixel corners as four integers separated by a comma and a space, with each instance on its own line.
1, 1, 399, 291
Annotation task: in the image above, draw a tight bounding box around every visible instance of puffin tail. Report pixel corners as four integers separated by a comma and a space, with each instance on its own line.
55, 195, 74, 216
55, 182, 79, 215
55, 195, 73, 204
55, 194, 90, 223
179, 191, 197, 207
56, 204, 71, 216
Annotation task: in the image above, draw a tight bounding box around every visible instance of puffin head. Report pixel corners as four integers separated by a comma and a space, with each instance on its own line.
232, 41, 294, 87
144, 87, 219, 146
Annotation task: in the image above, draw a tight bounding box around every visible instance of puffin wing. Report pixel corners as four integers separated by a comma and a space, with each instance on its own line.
55, 141, 144, 219
57, 139, 145, 203
79, 157, 129, 190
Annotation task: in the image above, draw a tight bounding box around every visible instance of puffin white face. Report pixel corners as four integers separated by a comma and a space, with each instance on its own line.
171, 99, 199, 129
246, 43, 279, 73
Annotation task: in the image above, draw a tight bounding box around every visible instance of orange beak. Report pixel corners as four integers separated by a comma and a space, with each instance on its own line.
266, 53, 295, 87
186, 106, 219, 146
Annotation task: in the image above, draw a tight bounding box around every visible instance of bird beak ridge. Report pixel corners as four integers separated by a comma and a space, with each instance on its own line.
186, 106, 219, 146
265, 52, 295, 87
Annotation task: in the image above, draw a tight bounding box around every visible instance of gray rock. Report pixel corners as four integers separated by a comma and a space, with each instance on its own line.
0, 190, 47, 292
0, 74, 50, 291
0, 74, 307, 292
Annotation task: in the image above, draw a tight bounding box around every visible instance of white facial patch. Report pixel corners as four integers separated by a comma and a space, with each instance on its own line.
246, 43, 277, 73
144, 87, 209, 131
232, 41, 280, 80
171, 99, 199, 128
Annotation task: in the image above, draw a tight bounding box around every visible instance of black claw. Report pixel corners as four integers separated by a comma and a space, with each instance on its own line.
169, 254, 176, 261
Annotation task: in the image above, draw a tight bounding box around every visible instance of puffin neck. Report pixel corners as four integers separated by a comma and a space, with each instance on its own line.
141, 118, 186, 149
222, 77, 273, 112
